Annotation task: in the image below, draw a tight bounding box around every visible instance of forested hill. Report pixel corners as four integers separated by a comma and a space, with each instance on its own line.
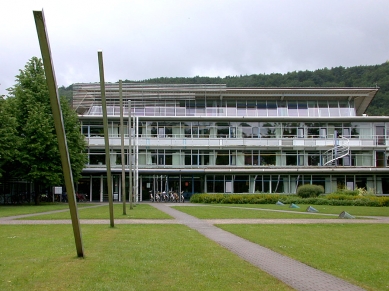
60, 61, 389, 116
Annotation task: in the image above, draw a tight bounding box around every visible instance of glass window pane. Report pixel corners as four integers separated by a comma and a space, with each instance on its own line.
257, 101, 267, 116
308, 101, 318, 116
278, 101, 287, 116
267, 101, 277, 116
328, 101, 339, 116
288, 101, 298, 117
318, 101, 329, 116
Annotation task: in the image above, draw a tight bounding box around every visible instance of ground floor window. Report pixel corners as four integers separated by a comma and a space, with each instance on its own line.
76, 173, 389, 201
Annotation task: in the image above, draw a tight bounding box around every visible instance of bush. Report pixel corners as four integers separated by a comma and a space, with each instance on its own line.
296, 184, 324, 198
189, 193, 389, 207
333, 188, 359, 196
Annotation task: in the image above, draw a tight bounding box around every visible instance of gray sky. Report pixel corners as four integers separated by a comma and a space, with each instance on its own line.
1, 0, 389, 96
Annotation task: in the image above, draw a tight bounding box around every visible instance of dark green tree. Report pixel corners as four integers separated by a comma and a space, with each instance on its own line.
127, 61, 389, 115
7, 57, 87, 196
0, 97, 19, 178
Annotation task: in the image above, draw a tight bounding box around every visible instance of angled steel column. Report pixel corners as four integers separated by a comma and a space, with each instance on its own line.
33, 10, 84, 257
98, 51, 114, 227
119, 80, 126, 214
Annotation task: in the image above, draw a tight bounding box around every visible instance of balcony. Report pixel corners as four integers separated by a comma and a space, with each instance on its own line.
86, 136, 385, 149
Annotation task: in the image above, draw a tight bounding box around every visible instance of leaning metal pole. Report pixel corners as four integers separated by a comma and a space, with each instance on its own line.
98, 51, 114, 227
119, 80, 126, 214
128, 100, 133, 209
33, 10, 84, 257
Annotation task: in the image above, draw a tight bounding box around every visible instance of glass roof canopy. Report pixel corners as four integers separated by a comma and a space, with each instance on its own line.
73, 83, 378, 117
86, 99, 355, 117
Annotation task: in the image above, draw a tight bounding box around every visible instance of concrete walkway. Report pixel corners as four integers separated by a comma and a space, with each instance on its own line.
2, 202, 386, 290
151, 203, 367, 291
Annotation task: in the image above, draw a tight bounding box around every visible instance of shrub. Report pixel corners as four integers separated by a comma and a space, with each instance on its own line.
356, 187, 376, 196
333, 187, 359, 196
296, 184, 324, 198
189, 193, 389, 207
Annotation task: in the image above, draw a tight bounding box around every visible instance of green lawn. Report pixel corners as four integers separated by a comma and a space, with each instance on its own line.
218, 224, 389, 291
172, 205, 338, 219
0, 204, 93, 218
207, 203, 389, 216
0, 224, 292, 291
17, 204, 172, 220
2, 203, 388, 290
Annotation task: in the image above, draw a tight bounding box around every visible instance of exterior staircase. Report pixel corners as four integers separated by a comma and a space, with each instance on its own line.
323, 136, 350, 166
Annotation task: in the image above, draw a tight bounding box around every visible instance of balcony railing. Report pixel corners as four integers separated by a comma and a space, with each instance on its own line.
85, 135, 386, 148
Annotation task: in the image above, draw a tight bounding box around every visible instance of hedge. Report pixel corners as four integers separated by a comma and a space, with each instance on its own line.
190, 193, 389, 207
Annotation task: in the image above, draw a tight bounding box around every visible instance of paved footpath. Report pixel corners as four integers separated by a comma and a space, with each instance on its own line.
2, 202, 387, 290
151, 203, 367, 291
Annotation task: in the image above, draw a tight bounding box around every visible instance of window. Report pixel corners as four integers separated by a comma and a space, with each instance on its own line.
252, 127, 259, 138
319, 128, 327, 138
278, 101, 287, 116
216, 151, 229, 165
158, 127, 165, 138
298, 101, 308, 116
244, 151, 252, 165
90, 126, 104, 137
226, 100, 236, 116
286, 151, 297, 166
298, 128, 304, 138
230, 151, 236, 165
288, 101, 298, 117
257, 101, 267, 116
328, 101, 339, 116
192, 126, 199, 138
308, 101, 318, 117
308, 152, 321, 166
267, 101, 277, 116
237, 101, 246, 116
217, 122, 229, 138
260, 151, 276, 165
229, 127, 236, 138
318, 101, 329, 116
247, 101, 256, 116
343, 128, 351, 138
82, 126, 89, 137
89, 149, 105, 165
241, 124, 252, 138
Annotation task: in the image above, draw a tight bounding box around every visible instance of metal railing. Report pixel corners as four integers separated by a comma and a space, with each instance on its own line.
323, 136, 350, 166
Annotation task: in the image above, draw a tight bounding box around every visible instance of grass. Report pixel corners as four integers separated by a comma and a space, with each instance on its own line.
218, 224, 389, 291
208, 203, 389, 216
0, 204, 93, 218
2, 203, 388, 290
17, 204, 172, 220
0, 224, 292, 291
171, 205, 338, 219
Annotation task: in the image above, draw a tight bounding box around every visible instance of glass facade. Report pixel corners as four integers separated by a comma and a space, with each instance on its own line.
86, 99, 356, 117
74, 84, 389, 199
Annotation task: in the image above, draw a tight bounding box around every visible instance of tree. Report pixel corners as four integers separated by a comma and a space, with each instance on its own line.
0, 97, 18, 178
7, 57, 87, 196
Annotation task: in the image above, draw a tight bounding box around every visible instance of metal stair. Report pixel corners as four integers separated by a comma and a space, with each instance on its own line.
323, 136, 350, 166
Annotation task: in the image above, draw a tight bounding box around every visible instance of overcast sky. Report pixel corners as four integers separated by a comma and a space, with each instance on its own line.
1, 0, 389, 96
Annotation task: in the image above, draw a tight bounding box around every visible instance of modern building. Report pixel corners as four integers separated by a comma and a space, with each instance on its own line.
73, 83, 389, 201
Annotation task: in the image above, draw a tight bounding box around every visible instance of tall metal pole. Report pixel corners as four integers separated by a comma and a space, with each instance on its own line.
119, 80, 126, 214
98, 51, 114, 227
33, 10, 84, 257
128, 100, 133, 209
136, 117, 139, 201
334, 130, 338, 166
133, 111, 136, 202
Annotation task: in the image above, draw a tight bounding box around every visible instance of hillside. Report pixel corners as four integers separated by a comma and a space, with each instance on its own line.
60, 62, 389, 116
